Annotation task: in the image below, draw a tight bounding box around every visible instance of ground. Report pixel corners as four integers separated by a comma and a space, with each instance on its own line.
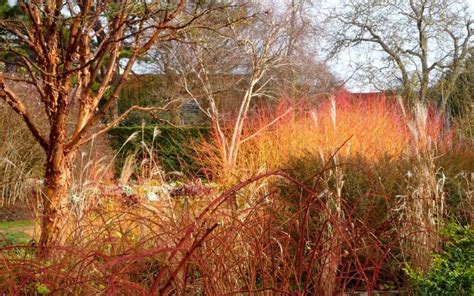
0, 206, 35, 246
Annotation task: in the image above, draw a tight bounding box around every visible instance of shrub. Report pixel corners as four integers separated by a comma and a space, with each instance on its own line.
109, 126, 210, 176
405, 223, 474, 295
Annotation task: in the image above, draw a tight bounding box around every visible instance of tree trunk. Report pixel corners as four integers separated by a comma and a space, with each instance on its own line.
38, 135, 76, 253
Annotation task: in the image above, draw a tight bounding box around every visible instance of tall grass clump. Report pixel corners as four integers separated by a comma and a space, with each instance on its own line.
397, 103, 448, 272
193, 91, 466, 281
195, 92, 447, 181
0, 102, 44, 206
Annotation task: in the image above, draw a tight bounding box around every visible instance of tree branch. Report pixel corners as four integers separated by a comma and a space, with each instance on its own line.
0, 76, 49, 150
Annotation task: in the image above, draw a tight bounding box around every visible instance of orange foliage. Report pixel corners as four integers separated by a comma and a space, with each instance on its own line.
196, 92, 449, 179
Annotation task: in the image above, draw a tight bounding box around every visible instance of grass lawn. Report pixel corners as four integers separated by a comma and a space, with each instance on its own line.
0, 220, 34, 230
0, 220, 35, 246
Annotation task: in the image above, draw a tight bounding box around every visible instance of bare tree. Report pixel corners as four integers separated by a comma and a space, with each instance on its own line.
0, 0, 225, 250
167, 1, 332, 175
170, 4, 293, 174
275, 0, 336, 97
434, 48, 474, 117
325, 0, 473, 108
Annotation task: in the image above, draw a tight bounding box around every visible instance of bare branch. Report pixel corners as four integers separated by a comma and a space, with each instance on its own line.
0, 76, 48, 150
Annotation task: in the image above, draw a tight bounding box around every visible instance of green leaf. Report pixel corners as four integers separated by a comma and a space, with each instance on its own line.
36, 283, 50, 295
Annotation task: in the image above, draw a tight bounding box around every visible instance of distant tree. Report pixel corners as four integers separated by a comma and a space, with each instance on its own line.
0, 0, 227, 252
0, 0, 24, 73
166, 0, 333, 173
180, 5, 289, 172
273, 0, 336, 98
433, 49, 474, 116
325, 0, 473, 109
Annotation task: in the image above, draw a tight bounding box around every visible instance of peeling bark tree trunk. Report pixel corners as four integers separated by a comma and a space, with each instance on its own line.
39, 154, 75, 249
39, 118, 77, 250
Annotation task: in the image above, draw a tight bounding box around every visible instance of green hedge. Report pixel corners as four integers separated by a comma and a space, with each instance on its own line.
108, 126, 210, 176
405, 223, 474, 295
